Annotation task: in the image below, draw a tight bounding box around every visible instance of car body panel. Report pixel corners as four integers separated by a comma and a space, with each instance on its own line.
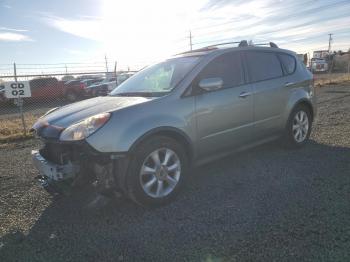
194, 83, 254, 158
43, 96, 151, 128
86, 94, 197, 153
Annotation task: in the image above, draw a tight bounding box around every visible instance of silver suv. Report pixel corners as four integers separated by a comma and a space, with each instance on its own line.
31, 41, 316, 206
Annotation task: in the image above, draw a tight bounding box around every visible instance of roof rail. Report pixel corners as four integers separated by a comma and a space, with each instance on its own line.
176, 40, 278, 55
253, 42, 279, 48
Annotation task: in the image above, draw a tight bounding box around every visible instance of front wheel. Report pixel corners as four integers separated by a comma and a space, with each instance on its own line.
126, 136, 188, 207
284, 104, 312, 148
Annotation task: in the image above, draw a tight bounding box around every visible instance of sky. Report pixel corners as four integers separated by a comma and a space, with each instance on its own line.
0, 0, 350, 71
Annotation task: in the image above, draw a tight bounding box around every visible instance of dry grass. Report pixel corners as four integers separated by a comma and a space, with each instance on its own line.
0, 113, 39, 142
314, 73, 350, 86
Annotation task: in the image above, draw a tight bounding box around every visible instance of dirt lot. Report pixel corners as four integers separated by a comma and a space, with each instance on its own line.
0, 84, 350, 262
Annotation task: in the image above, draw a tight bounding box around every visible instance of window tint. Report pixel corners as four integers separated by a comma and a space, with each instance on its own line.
278, 53, 296, 75
198, 52, 244, 89
245, 51, 283, 82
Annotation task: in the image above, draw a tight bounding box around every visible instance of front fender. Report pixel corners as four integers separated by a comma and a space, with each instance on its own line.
86, 96, 196, 153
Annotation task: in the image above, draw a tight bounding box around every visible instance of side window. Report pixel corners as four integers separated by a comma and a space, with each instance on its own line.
197, 52, 244, 90
245, 51, 283, 82
278, 53, 296, 75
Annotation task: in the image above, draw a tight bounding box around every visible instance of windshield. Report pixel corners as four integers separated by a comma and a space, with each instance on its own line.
110, 56, 200, 97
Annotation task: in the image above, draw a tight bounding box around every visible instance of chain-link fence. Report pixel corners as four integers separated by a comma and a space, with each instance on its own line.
0, 62, 138, 141
1, 57, 350, 142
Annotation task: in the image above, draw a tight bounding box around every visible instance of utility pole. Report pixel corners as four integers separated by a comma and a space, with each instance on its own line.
328, 33, 333, 53
189, 31, 193, 51
114, 61, 117, 77
65, 64, 68, 75
104, 55, 108, 73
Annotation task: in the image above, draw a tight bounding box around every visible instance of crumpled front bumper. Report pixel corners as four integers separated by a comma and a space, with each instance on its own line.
31, 149, 79, 195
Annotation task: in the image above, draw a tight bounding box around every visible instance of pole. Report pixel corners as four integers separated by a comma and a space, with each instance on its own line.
189, 31, 193, 51
65, 64, 68, 75
114, 61, 117, 77
105, 55, 109, 73
14, 63, 27, 136
328, 33, 333, 53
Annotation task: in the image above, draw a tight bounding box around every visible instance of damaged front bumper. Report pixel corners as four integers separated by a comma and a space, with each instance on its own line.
31, 149, 79, 195
31, 140, 129, 196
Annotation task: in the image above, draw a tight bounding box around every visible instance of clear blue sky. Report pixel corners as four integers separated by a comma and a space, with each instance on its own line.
1, 0, 350, 67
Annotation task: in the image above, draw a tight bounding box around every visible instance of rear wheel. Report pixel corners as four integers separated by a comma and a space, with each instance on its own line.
284, 104, 312, 148
126, 136, 188, 207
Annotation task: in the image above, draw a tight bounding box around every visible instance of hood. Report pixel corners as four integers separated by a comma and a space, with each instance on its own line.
34, 96, 151, 132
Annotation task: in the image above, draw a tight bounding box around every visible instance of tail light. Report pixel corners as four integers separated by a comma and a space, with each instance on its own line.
80, 83, 86, 89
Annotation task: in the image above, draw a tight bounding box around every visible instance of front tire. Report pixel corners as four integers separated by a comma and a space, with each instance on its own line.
126, 136, 188, 207
284, 104, 312, 148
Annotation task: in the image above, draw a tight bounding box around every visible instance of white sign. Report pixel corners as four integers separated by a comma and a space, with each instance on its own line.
4, 81, 31, 98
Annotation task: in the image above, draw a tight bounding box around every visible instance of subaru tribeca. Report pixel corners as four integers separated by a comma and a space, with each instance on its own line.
31, 41, 316, 206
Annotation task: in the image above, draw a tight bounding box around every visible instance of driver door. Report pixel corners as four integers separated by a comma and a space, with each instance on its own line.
194, 51, 254, 159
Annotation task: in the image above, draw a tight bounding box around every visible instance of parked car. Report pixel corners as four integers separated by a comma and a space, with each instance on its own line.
0, 77, 66, 104
31, 41, 316, 207
64, 78, 103, 101
311, 58, 329, 73
84, 78, 117, 97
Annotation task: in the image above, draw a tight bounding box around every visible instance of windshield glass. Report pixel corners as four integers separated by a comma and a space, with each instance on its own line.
110, 56, 200, 97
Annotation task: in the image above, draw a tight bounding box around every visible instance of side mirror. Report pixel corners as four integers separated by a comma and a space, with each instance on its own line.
198, 77, 223, 92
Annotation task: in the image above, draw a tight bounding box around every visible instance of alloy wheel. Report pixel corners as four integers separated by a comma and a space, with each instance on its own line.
292, 110, 309, 143
139, 148, 181, 198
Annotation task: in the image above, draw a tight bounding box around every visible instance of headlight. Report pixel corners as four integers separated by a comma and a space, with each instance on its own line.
60, 112, 111, 141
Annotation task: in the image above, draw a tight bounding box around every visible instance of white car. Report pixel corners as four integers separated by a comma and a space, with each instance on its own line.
311, 58, 329, 73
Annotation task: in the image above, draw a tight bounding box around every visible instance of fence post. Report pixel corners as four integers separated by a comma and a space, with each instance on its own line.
14, 63, 27, 136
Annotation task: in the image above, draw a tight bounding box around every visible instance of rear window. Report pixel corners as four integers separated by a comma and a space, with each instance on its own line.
245, 51, 283, 82
278, 53, 296, 75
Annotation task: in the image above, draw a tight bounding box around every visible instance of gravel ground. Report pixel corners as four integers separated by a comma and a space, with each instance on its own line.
1, 84, 350, 262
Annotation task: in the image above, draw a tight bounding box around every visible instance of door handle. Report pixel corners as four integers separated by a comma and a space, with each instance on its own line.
239, 91, 251, 98
285, 82, 295, 87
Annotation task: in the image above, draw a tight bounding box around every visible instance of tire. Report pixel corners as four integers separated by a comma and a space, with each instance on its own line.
66, 90, 77, 102
284, 104, 312, 148
126, 136, 188, 207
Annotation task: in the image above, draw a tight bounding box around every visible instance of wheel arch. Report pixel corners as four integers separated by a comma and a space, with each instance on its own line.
129, 127, 195, 165
291, 99, 314, 122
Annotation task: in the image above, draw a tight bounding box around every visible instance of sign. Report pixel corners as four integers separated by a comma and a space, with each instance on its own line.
4, 81, 31, 98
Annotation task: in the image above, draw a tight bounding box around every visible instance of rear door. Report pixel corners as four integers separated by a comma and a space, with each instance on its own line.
243, 51, 288, 140
194, 51, 254, 158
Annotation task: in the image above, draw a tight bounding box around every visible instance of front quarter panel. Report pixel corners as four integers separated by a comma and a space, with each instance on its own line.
86, 95, 196, 153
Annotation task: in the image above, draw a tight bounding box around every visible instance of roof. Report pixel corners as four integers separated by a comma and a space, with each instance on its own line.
175, 40, 294, 58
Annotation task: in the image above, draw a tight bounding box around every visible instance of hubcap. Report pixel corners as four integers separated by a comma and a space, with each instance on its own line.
139, 148, 181, 198
292, 110, 309, 143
